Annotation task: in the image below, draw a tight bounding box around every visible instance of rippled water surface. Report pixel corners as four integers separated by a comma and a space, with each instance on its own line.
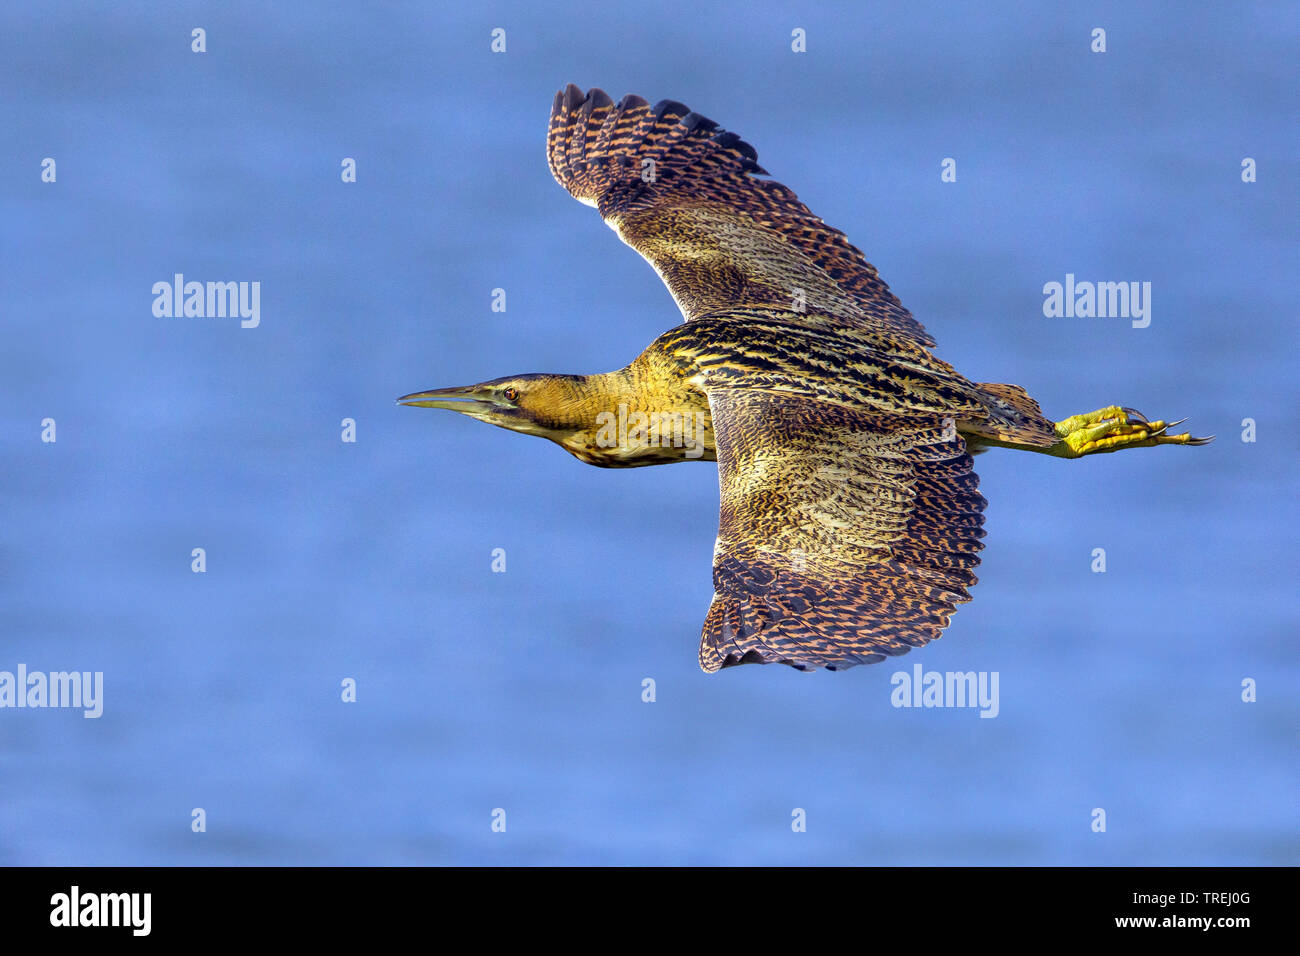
2, 1, 1296, 864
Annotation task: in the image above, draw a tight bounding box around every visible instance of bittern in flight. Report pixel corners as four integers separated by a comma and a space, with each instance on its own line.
400, 85, 1210, 672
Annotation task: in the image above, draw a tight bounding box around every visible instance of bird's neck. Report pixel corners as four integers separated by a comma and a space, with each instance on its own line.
582, 358, 705, 418
554, 363, 714, 467
580, 365, 646, 412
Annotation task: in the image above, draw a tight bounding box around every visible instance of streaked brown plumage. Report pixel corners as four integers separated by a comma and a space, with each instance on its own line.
400, 84, 1210, 673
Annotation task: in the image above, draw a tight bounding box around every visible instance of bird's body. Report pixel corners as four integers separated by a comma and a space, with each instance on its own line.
401, 85, 1209, 672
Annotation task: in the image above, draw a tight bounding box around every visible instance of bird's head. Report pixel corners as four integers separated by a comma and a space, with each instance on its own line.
400, 369, 711, 467
398, 373, 602, 455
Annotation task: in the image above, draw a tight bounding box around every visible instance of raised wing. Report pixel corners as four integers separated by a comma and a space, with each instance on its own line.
700, 389, 986, 672
547, 84, 934, 348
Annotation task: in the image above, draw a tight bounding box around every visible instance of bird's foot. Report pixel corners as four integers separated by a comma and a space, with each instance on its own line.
1052, 406, 1213, 458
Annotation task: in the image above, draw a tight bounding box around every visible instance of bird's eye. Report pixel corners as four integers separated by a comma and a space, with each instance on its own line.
503, 387, 519, 402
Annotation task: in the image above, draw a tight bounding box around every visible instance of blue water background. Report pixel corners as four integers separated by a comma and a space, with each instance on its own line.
2, 1, 1296, 864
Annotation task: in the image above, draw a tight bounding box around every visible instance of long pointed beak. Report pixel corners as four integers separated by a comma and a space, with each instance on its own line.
396, 385, 496, 412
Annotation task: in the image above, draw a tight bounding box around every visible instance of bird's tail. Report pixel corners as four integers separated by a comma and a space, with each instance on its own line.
968, 382, 1058, 447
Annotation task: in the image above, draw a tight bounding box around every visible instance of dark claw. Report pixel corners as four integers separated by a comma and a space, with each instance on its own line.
1122, 407, 1149, 424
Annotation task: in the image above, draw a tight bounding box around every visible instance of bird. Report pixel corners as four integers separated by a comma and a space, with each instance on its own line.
399, 84, 1211, 673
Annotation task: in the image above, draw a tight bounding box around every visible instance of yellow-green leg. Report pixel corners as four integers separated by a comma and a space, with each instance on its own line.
1050, 406, 1213, 459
